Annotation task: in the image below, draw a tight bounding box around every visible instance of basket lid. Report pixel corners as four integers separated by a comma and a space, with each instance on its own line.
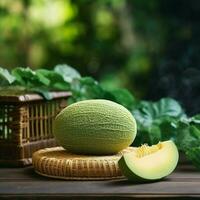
0, 91, 71, 102
32, 146, 135, 180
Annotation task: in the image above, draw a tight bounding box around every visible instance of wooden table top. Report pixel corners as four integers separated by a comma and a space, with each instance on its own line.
0, 164, 200, 199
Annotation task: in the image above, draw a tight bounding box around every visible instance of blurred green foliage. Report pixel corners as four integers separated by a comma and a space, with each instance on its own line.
0, 0, 199, 114
0, 0, 163, 92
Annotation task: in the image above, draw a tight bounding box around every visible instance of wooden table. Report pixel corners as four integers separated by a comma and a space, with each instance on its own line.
0, 164, 199, 199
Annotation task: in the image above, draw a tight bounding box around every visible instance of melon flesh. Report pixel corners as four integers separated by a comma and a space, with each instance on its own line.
118, 140, 179, 181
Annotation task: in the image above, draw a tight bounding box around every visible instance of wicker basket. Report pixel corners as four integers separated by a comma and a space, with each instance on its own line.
33, 147, 135, 180
0, 91, 71, 167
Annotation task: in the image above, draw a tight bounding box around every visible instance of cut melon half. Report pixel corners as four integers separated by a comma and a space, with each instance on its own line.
118, 140, 179, 182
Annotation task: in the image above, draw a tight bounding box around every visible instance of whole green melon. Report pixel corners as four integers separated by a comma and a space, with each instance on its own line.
53, 99, 137, 155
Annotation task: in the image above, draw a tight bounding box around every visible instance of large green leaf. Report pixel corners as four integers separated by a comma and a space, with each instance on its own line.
69, 77, 105, 103
0, 67, 15, 85
54, 64, 81, 83
186, 147, 200, 170
103, 88, 136, 110
190, 114, 200, 124
12, 67, 41, 86
134, 125, 162, 146
175, 119, 200, 151
36, 69, 70, 90
133, 98, 184, 126
132, 98, 185, 145
31, 87, 53, 100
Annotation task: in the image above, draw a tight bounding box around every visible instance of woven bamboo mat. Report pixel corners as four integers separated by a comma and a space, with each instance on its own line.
32, 146, 135, 180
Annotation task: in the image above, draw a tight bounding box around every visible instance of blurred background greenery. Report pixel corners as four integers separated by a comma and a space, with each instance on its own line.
0, 0, 200, 115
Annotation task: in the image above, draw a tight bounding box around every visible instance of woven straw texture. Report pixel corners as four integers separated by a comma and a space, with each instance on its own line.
0, 92, 70, 166
33, 146, 135, 180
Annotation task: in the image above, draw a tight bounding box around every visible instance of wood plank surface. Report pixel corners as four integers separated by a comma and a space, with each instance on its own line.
0, 165, 199, 199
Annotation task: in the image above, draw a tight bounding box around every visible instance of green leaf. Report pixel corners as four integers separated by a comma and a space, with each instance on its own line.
103, 88, 136, 110
69, 77, 105, 103
186, 147, 200, 170
11, 67, 70, 99
35, 69, 51, 86
12, 67, 41, 87
132, 98, 185, 145
175, 120, 200, 151
133, 98, 184, 126
133, 125, 161, 146
54, 64, 81, 83
36, 69, 70, 90
190, 114, 200, 124
30, 88, 53, 100
189, 114, 200, 130
147, 125, 161, 144
161, 119, 178, 141
0, 67, 15, 85
155, 98, 184, 117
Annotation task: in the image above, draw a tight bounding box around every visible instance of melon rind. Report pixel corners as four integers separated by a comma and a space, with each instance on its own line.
53, 99, 137, 155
